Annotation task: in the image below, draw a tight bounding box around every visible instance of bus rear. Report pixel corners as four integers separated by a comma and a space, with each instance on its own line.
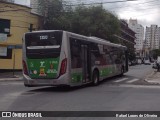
22, 31, 68, 87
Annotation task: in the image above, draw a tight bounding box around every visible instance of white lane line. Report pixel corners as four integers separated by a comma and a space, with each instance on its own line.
126, 78, 139, 83
114, 78, 128, 83
119, 84, 160, 89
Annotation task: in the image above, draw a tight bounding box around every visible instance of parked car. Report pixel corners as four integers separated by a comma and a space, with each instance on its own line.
128, 61, 132, 66
152, 62, 157, 69
137, 59, 142, 64
144, 59, 151, 65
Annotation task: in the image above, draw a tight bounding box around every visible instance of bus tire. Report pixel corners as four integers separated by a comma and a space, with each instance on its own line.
120, 67, 124, 76
24, 84, 34, 87
92, 70, 99, 86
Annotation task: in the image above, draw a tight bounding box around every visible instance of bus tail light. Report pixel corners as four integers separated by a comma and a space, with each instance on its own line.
60, 58, 67, 76
23, 60, 29, 75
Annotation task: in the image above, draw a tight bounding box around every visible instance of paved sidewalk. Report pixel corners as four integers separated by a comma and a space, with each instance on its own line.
145, 70, 160, 84
0, 71, 23, 81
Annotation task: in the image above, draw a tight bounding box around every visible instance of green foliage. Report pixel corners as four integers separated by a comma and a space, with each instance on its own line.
128, 50, 136, 62
38, 0, 120, 43
152, 49, 160, 59
72, 5, 120, 41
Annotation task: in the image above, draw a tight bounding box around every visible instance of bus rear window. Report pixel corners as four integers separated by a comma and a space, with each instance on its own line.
25, 31, 63, 59
25, 31, 62, 47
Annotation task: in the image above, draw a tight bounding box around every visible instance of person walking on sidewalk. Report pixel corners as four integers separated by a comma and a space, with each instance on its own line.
156, 61, 160, 72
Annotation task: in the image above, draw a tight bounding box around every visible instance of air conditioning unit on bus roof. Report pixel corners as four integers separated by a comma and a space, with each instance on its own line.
88, 36, 110, 43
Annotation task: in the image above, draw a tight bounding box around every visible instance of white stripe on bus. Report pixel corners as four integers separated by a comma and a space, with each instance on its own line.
27, 45, 60, 49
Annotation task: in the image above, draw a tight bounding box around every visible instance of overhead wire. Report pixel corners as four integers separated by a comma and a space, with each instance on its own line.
113, 3, 160, 12
1, 0, 160, 22
64, 0, 138, 6
107, 0, 159, 10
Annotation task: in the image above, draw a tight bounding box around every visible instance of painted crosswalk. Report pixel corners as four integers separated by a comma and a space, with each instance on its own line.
126, 78, 139, 83
114, 78, 128, 83
113, 77, 139, 84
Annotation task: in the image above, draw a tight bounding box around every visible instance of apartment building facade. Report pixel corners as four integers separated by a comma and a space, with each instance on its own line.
145, 25, 160, 50
128, 19, 144, 57
114, 20, 135, 62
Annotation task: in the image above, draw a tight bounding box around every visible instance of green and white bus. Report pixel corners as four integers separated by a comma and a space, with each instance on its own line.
22, 30, 128, 87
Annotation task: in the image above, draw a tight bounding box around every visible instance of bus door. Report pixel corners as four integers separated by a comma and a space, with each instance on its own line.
125, 50, 128, 71
81, 44, 91, 83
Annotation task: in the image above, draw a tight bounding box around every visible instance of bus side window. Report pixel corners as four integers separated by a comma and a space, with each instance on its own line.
104, 45, 113, 65
112, 48, 123, 64
90, 43, 101, 65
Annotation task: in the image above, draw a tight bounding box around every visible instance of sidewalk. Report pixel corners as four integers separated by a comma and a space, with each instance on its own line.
145, 70, 160, 84
0, 71, 23, 81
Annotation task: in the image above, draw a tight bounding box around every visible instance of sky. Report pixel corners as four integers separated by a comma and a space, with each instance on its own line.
15, 0, 30, 6
14, 0, 160, 28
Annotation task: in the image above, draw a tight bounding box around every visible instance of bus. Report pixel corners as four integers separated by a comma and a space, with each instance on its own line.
22, 30, 128, 87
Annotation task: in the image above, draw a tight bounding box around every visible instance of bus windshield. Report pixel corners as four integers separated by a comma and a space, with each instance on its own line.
25, 31, 63, 59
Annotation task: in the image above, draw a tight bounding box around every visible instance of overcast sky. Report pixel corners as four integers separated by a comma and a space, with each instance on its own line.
14, 0, 160, 28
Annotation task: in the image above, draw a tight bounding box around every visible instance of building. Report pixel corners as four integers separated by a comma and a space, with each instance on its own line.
128, 19, 144, 57
145, 25, 160, 50
119, 19, 135, 45
0, 1, 42, 70
144, 25, 160, 59
115, 20, 136, 62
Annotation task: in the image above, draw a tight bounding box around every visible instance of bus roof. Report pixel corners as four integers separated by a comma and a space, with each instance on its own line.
66, 31, 126, 49
88, 36, 126, 49
25, 30, 127, 49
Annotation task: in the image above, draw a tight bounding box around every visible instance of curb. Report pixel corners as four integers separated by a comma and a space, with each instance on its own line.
0, 77, 23, 82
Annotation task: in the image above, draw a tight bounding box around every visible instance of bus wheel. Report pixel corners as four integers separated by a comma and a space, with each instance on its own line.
120, 67, 124, 76
24, 83, 34, 87
92, 70, 99, 86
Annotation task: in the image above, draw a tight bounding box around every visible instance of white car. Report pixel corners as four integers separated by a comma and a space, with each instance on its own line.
144, 59, 151, 65
157, 56, 160, 63
137, 59, 142, 64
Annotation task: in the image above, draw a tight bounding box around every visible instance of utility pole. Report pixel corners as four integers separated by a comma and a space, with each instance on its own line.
29, 24, 35, 32
12, 46, 15, 76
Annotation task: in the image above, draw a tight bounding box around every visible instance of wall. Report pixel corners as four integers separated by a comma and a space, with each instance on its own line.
0, 2, 42, 69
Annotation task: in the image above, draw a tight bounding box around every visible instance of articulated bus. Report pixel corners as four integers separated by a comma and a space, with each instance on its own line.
22, 30, 128, 87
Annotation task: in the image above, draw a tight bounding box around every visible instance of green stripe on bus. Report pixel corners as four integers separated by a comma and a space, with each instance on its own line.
71, 73, 83, 83
100, 67, 113, 77
27, 58, 60, 78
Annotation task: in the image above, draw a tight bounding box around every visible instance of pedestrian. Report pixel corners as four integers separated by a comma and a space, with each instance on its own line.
157, 62, 160, 72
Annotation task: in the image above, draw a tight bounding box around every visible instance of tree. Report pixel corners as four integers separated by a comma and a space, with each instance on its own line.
152, 49, 160, 60
71, 5, 120, 41
38, 0, 120, 43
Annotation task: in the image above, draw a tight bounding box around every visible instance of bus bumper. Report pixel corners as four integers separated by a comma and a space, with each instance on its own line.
23, 74, 70, 87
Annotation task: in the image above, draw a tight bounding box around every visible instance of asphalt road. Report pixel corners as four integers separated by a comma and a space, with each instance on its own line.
126, 64, 153, 79
1, 64, 160, 120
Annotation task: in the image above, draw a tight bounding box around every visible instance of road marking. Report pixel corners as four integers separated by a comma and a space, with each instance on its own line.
119, 84, 160, 89
0, 92, 22, 110
114, 78, 128, 83
126, 78, 139, 83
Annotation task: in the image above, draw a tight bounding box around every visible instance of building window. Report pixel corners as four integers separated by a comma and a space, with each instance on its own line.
0, 18, 11, 35
0, 47, 12, 59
